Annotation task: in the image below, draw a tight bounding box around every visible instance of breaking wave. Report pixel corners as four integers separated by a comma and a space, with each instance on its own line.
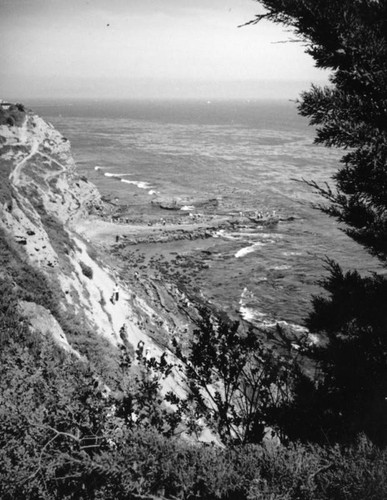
235, 242, 266, 258
239, 288, 312, 345
104, 172, 132, 178
120, 179, 153, 190
94, 166, 154, 193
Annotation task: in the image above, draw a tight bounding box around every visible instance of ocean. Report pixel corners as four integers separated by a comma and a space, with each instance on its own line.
27, 98, 382, 327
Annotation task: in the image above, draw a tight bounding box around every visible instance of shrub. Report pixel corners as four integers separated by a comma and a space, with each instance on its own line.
80, 260, 93, 279
0, 103, 26, 127
1, 288, 386, 500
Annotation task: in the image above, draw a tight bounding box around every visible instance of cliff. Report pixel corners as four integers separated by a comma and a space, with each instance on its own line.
0, 103, 187, 399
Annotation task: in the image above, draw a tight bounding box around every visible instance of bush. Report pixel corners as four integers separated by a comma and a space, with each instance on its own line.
0, 227, 61, 318
0, 103, 26, 127
80, 260, 93, 279
1, 289, 386, 500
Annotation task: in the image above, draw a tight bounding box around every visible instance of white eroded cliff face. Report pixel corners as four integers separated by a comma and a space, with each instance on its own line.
1, 108, 100, 265
0, 104, 189, 404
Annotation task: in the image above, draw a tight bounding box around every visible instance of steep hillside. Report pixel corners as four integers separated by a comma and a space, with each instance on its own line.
0, 102, 187, 395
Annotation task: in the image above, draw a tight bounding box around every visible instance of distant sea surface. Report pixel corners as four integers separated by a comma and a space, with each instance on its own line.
27, 98, 382, 326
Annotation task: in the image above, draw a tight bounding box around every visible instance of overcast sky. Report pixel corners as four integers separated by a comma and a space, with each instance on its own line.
0, 0, 328, 100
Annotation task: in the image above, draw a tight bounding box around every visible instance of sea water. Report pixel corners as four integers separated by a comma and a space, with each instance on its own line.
27, 98, 383, 326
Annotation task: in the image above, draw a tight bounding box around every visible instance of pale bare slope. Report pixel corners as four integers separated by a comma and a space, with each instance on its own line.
0, 107, 189, 403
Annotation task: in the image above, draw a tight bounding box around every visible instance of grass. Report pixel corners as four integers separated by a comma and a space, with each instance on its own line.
34, 204, 76, 275
0, 161, 12, 206
0, 226, 61, 317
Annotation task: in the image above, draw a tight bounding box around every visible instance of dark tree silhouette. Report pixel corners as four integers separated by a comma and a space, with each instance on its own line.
249, 0, 387, 445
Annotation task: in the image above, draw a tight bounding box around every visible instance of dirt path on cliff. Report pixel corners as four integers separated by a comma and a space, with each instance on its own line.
9, 121, 40, 187
9, 118, 66, 188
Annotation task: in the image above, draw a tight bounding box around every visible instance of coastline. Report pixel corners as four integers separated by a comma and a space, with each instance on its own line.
73, 205, 314, 360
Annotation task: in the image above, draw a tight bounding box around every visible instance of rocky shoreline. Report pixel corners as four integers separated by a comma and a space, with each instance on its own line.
77, 197, 313, 360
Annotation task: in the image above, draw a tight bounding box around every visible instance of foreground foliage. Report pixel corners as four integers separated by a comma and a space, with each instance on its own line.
171, 308, 295, 445
1, 340, 387, 499
1, 278, 386, 499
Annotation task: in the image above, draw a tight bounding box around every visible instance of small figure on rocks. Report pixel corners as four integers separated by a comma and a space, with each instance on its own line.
136, 340, 145, 359
111, 284, 119, 303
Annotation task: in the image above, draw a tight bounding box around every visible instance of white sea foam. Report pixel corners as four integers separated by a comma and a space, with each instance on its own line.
239, 306, 311, 335
95, 167, 132, 177
121, 179, 152, 190
239, 287, 309, 332
239, 288, 268, 322
271, 265, 291, 271
180, 205, 195, 211
104, 172, 121, 178
239, 305, 267, 322
240, 286, 253, 302
235, 242, 265, 258
214, 230, 242, 241
258, 233, 283, 240
148, 189, 157, 195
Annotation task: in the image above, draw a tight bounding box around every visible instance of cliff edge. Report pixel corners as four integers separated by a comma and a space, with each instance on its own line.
0, 102, 187, 400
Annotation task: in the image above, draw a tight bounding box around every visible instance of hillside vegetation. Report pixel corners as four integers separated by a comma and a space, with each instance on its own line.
1, 278, 386, 499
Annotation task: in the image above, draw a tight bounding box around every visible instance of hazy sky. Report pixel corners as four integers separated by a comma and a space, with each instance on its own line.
0, 0, 328, 100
